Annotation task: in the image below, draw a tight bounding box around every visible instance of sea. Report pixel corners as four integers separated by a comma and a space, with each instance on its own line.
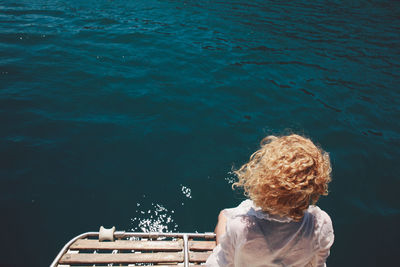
0, 0, 399, 266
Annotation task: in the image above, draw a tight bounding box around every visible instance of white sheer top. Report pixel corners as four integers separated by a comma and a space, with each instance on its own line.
206, 200, 334, 267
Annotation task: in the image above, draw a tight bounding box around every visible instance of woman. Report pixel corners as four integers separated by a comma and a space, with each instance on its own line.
206, 134, 334, 267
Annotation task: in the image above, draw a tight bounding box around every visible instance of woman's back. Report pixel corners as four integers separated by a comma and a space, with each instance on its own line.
206, 200, 334, 267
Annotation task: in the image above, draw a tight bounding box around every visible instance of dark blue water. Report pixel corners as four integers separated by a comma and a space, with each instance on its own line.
1, 0, 399, 266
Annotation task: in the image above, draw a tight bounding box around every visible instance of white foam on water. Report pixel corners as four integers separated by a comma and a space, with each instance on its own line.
180, 184, 192, 199
225, 171, 236, 184
130, 202, 178, 233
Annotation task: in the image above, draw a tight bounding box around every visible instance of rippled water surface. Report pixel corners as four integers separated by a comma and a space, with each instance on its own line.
1, 0, 399, 266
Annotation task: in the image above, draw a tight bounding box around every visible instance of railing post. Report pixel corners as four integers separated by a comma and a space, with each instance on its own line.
183, 234, 189, 267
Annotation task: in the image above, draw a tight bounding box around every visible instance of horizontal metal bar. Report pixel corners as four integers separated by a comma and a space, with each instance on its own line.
115, 232, 216, 238
62, 231, 216, 239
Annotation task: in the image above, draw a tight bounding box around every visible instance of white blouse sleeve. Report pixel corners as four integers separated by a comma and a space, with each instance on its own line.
205, 210, 240, 267
218, 214, 239, 267
314, 211, 334, 267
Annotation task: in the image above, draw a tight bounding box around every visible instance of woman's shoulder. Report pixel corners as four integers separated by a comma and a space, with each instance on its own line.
306, 205, 333, 226
222, 199, 253, 218
306, 205, 334, 248
223, 199, 293, 223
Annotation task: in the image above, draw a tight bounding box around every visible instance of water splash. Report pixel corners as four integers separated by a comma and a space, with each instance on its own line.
130, 202, 178, 233
180, 184, 192, 199
225, 171, 236, 184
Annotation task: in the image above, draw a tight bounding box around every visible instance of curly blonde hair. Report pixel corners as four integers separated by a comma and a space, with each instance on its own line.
233, 134, 331, 221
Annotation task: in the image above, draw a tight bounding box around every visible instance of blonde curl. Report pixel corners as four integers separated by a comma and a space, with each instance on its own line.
233, 134, 332, 221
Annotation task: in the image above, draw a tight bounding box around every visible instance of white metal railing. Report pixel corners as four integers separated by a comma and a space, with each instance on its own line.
50, 231, 216, 267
